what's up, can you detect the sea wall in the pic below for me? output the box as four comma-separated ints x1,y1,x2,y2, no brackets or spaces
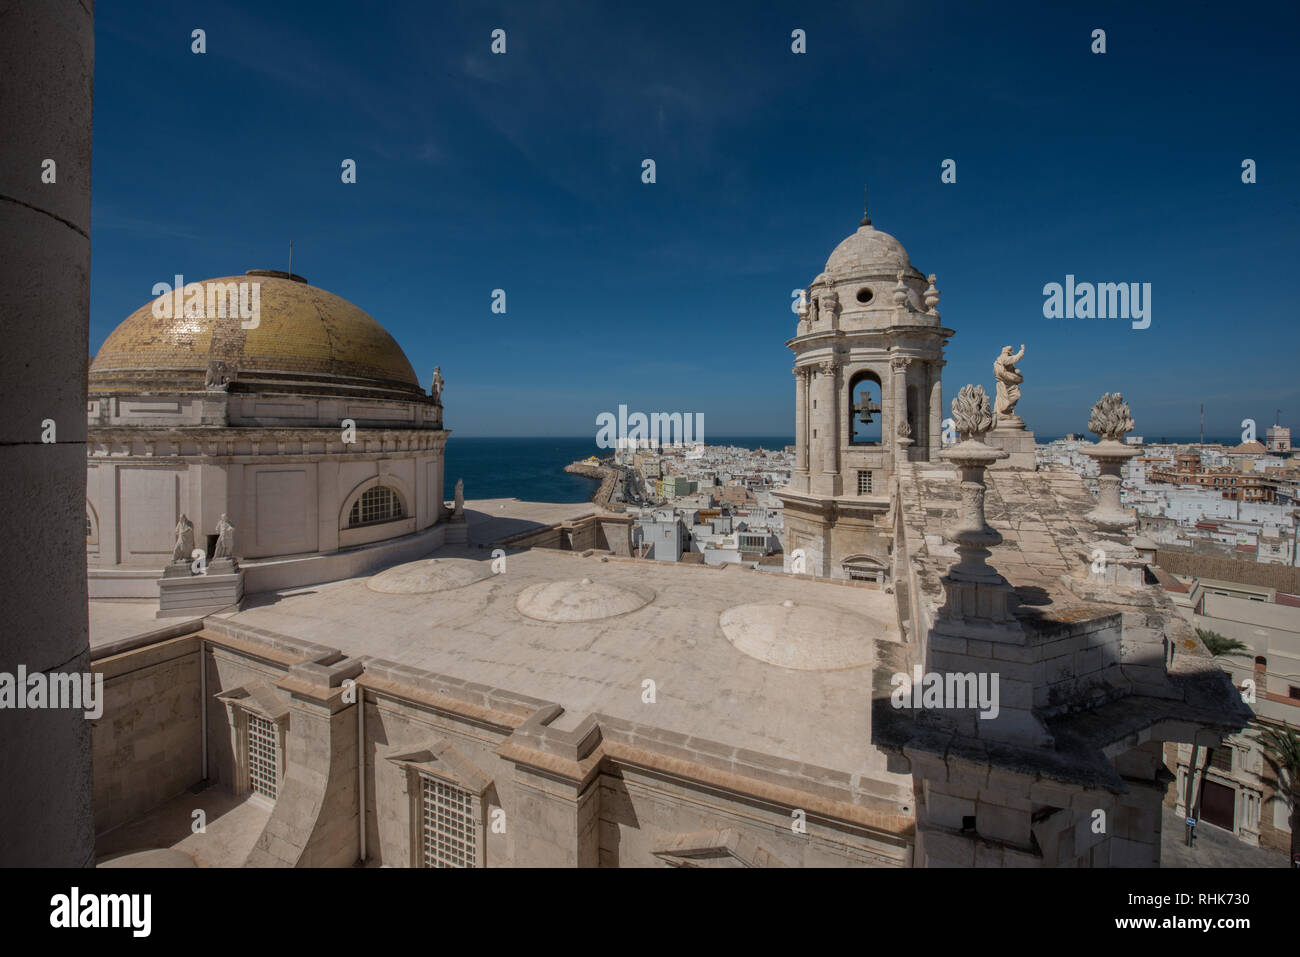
564,461,620,510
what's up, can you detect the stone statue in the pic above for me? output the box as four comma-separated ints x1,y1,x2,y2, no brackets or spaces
170,514,194,563
993,345,1026,422
213,513,236,560
453,478,464,518
205,360,235,391
431,366,444,405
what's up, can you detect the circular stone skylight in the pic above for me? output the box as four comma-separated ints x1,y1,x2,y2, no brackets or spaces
366,558,494,594
719,601,877,670
515,578,654,622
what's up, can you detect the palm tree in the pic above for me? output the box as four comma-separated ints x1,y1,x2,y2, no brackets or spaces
1196,628,1251,658
1253,722,1300,861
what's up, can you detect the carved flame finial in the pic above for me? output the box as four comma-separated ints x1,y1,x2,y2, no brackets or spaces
1088,392,1135,442
951,384,995,441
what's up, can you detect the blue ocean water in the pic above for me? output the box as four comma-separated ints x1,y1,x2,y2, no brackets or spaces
443,436,793,503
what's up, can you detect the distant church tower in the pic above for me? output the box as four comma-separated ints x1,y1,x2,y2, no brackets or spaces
778,200,953,581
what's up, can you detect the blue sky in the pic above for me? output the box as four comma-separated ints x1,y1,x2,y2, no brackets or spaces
92,0,1300,438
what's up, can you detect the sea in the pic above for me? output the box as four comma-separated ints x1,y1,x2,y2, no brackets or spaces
443,434,1244,503
443,436,793,503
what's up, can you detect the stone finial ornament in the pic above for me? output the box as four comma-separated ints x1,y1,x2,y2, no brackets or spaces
170,514,194,564
938,384,1011,616
213,513,236,560
1081,393,1140,540
892,270,908,305
1088,392,1134,443
795,289,810,321
950,384,995,441
924,273,940,313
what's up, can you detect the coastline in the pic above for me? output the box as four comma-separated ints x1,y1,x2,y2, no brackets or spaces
563,460,621,510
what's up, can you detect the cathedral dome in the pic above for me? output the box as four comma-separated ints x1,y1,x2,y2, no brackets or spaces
90,271,426,399
824,224,918,276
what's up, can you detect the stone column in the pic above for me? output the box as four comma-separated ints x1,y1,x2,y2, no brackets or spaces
891,355,911,467
825,359,839,485
928,361,944,462
808,367,824,477
814,359,838,496
793,366,809,491
0,0,95,867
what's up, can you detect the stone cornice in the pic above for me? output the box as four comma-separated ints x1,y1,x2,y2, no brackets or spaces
87,426,449,459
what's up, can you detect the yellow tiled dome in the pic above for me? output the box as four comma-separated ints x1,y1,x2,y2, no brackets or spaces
90,271,424,398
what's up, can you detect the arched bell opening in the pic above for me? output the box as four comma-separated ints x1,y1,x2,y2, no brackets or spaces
848,371,883,446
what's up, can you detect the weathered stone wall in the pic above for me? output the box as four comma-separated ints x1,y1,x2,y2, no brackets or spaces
598,767,909,867
494,514,614,553
364,689,521,867
91,636,203,835
206,644,293,790
90,626,918,868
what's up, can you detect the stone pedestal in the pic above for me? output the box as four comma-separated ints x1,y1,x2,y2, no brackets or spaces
1082,440,1139,537
1069,539,1148,594
157,568,244,618
937,437,1016,626
986,422,1036,470
443,514,468,545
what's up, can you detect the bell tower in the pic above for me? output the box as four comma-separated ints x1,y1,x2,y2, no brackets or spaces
778,200,954,581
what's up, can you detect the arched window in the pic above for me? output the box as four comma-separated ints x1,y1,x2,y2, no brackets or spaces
848,371,883,446
842,554,888,584
349,486,402,527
